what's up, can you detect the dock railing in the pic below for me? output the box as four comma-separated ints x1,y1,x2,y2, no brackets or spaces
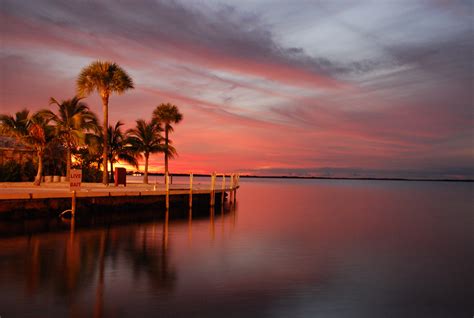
0,172,241,215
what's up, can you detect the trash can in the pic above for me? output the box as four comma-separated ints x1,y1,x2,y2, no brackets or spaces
114,168,127,187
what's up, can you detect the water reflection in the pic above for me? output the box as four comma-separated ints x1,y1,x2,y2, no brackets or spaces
93,230,106,318
0,203,235,317
188,208,193,244
209,206,215,241
1,180,471,317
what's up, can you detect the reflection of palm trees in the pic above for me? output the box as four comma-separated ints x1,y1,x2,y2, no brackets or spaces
210,207,215,241
1,222,180,317
59,232,102,296
0,208,243,316
188,208,193,244
25,238,40,295
230,202,237,231
163,210,169,250
93,231,106,318
21,231,99,300
124,221,176,290
221,205,225,236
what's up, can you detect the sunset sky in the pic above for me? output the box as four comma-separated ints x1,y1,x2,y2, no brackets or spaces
1,0,472,179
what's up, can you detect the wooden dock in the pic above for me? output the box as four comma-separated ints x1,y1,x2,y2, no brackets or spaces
0,173,240,218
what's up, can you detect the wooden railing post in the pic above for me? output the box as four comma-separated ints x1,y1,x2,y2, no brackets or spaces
229,173,234,203
165,172,170,210
210,172,216,206
189,173,193,208
221,173,225,204
234,173,238,202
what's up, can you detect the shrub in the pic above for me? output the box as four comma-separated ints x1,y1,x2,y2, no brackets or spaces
0,159,38,182
0,161,21,181
20,159,36,181
81,166,102,182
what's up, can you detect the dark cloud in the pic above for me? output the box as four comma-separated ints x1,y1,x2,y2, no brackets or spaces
388,32,472,80
2,0,471,82
1,0,346,80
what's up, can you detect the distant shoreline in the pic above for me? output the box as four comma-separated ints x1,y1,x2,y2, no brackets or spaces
131,173,473,183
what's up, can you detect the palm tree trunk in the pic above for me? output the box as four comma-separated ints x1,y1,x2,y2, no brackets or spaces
66,147,71,181
102,94,109,185
164,128,169,185
144,153,149,184
34,150,43,186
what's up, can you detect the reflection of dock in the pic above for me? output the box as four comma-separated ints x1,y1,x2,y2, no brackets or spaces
0,200,238,316
0,173,240,217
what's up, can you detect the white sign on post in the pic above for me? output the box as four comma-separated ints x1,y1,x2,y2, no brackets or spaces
70,169,82,191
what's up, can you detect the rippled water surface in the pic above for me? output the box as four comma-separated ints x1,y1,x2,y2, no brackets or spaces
0,179,472,317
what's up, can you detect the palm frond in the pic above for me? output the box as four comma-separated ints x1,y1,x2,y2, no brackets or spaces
126,119,163,156
152,103,183,126
77,60,134,98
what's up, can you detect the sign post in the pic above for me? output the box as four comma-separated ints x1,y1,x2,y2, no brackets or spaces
69,169,82,216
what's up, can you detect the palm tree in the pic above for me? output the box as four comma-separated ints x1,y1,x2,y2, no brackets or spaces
43,138,67,177
152,103,182,183
127,119,163,184
107,121,139,182
76,61,134,185
1,110,54,185
40,96,98,180
83,131,103,170
27,114,55,185
74,134,103,183
0,109,30,138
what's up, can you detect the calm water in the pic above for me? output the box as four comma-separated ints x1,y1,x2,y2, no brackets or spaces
0,179,472,317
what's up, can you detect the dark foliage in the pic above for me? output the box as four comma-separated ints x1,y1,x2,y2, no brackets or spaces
0,159,36,182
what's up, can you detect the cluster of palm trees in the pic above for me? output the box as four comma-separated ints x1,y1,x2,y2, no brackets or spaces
0,61,183,186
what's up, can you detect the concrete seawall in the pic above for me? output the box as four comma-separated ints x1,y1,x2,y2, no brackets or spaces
0,182,238,220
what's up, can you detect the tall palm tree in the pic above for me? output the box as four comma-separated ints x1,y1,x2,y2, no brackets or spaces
76,61,134,185
127,119,163,184
1,110,54,185
152,103,182,183
107,121,139,182
40,96,98,180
